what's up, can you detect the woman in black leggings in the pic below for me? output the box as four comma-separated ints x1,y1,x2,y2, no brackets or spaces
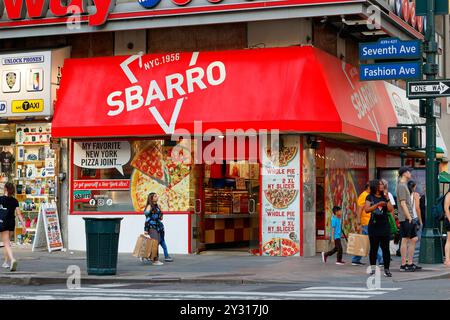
364,179,394,277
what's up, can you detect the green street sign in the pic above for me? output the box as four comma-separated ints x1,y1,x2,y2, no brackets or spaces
416,0,450,16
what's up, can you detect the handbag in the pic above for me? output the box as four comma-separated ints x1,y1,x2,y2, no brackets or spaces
387,212,398,235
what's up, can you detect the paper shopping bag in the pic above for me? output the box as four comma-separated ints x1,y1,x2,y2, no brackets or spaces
133,234,158,259
346,233,370,257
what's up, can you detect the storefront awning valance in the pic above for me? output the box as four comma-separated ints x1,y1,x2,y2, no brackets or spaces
439,171,450,184
52,46,397,144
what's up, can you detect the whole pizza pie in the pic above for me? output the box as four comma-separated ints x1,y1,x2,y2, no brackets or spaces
263,238,299,256
266,145,297,167
264,188,298,209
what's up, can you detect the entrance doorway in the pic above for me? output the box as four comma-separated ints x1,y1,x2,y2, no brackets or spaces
191,136,261,255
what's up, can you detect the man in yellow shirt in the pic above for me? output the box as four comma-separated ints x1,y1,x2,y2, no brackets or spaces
352,183,371,266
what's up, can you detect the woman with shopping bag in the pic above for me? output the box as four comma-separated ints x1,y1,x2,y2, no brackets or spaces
143,193,165,266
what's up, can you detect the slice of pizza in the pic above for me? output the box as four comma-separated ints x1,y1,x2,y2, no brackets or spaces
281,238,299,256
266,146,298,167
131,169,168,212
170,176,191,211
263,238,281,256
131,143,166,183
164,145,192,188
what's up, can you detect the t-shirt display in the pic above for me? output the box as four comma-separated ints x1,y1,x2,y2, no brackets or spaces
0,150,14,175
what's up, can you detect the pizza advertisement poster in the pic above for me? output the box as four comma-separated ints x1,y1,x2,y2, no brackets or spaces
324,147,368,239
72,139,192,214
261,135,301,256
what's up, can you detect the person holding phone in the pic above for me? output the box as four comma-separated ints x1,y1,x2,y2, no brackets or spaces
364,179,394,277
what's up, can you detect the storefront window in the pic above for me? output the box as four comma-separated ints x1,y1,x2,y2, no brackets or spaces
324,146,368,238
72,139,192,213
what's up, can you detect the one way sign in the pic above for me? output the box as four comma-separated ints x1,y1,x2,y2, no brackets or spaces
407,80,450,99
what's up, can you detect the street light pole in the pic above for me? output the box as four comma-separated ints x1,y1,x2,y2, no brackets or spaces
419,0,443,264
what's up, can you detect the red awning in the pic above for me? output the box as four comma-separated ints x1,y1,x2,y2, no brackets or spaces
52,46,397,144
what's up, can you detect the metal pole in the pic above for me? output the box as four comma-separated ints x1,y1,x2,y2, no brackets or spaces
400,151,407,166
419,0,443,264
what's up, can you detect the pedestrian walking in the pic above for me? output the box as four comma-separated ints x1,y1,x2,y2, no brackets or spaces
144,192,165,266
322,206,345,265
0,182,26,272
364,179,394,277
352,183,370,266
397,167,421,272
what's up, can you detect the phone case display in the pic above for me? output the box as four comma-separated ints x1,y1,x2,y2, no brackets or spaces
14,123,57,245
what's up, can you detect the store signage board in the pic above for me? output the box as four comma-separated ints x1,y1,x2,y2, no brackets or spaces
0,0,361,29
359,38,422,61
32,203,64,253
0,48,70,119
359,61,422,81
416,0,450,16
407,80,450,99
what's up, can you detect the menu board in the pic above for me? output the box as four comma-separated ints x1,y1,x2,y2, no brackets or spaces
33,203,63,252
261,135,301,256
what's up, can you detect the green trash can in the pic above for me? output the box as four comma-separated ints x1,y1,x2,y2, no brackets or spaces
83,218,123,275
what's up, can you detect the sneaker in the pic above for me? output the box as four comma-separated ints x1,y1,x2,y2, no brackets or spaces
384,270,392,277
405,264,416,272
335,261,346,265
399,264,407,272
164,257,174,262
352,261,366,266
9,260,17,272
410,263,422,271
2,262,9,269
321,252,327,263
152,260,164,266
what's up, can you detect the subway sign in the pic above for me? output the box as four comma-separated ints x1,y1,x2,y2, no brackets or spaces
0,0,359,28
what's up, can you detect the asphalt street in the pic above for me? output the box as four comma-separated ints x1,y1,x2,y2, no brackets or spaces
0,278,448,300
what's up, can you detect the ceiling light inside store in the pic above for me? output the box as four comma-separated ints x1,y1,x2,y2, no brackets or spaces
218,135,225,139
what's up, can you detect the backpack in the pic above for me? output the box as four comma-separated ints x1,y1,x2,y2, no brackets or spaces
432,192,449,223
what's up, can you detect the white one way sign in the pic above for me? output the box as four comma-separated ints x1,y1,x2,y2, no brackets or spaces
407,80,450,99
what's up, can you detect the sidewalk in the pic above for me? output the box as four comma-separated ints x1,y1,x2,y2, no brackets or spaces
0,246,449,286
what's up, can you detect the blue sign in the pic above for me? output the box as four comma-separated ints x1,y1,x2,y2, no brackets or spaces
0,102,6,114
360,61,422,81
359,38,422,61
137,0,161,8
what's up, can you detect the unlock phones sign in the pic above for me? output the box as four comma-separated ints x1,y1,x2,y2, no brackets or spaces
0,102,6,114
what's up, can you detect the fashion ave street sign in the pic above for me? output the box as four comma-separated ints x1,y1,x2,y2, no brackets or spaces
0,0,361,28
359,61,422,81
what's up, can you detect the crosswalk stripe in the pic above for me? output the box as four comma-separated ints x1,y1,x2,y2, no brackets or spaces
301,287,401,291
289,290,388,295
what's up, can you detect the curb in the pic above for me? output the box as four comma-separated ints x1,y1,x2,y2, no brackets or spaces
393,271,450,282
0,274,307,287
